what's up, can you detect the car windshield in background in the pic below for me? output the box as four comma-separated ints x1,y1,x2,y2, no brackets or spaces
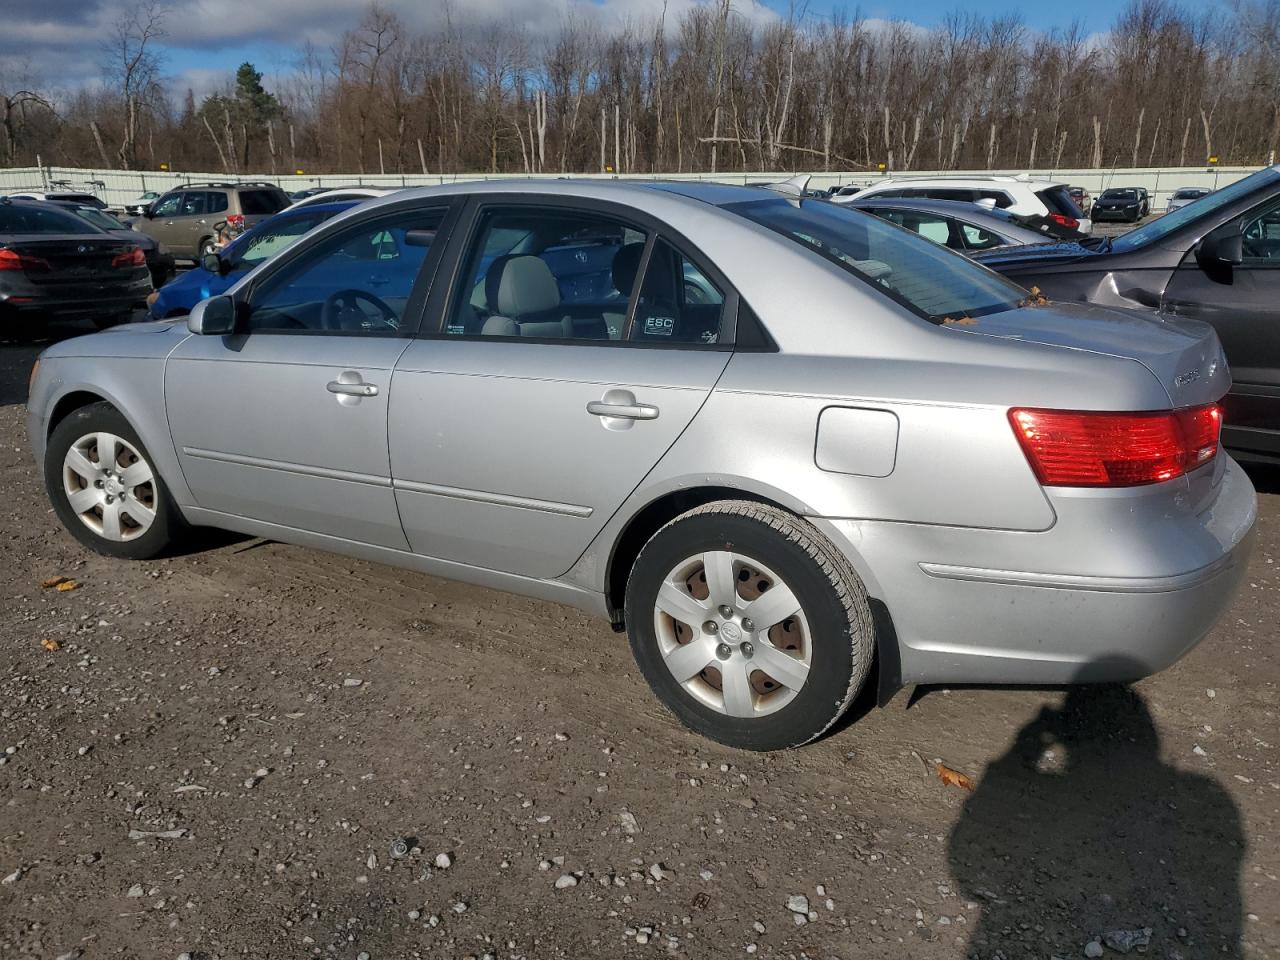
1113,166,1280,253
726,198,1025,322
0,205,100,235
66,206,125,231
1102,189,1137,200
1173,189,1209,199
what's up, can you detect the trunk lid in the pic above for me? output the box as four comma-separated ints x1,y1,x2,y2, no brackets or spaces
952,301,1230,409
3,235,141,287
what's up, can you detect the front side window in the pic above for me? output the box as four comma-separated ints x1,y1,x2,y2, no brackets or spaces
244,209,444,334
151,193,182,217
447,207,648,341
727,197,1025,323
1242,201,1280,265
1113,167,1280,253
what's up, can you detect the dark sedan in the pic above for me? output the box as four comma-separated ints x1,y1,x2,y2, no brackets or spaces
973,164,1280,463
1092,187,1147,223
50,201,175,289
0,197,152,339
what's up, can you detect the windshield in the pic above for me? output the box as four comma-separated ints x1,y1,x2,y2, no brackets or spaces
1101,189,1137,200
726,198,1026,322
1113,166,1280,253
227,212,330,269
0,205,99,235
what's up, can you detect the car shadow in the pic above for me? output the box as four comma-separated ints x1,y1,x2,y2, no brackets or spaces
0,319,100,406
946,657,1244,958
1242,461,1280,495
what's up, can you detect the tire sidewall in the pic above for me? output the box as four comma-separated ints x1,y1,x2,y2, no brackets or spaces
626,510,860,751
44,403,175,560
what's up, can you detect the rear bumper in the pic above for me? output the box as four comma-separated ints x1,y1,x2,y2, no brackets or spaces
814,456,1257,686
1,286,149,321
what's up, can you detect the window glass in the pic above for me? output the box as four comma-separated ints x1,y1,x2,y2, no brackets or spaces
206,192,230,214
0,205,98,234
977,190,1014,208
727,197,1025,323
1242,202,1280,265
1035,186,1084,218
1113,167,1280,253
240,190,286,215
179,192,207,216
629,239,725,344
447,207,647,341
228,213,327,271
959,223,1003,250
151,193,182,217
245,209,444,334
65,206,125,231
924,188,976,203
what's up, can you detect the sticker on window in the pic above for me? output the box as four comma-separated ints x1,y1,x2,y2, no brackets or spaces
644,315,676,336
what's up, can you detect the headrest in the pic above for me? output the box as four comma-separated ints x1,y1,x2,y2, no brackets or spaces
612,242,645,298
485,255,560,317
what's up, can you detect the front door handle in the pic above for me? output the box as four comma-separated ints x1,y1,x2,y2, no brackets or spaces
587,400,659,420
327,380,379,397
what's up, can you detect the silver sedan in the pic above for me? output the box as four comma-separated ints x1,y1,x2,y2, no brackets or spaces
27,180,1257,750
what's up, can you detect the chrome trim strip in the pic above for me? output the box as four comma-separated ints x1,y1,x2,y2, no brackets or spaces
919,550,1240,594
393,478,593,518
182,447,391,487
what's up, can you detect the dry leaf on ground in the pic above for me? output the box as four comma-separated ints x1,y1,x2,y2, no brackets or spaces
41,638,61,652
41,575,71,589
936,763,975,791
55,580,80,592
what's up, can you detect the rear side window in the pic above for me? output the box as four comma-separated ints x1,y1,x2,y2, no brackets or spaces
206,192,230,214
629,239,725,344
923,188,977,203
0,205,98,234
1036,186,1084,219
180,192,207,216
727,198,1024,323
240,190,288,215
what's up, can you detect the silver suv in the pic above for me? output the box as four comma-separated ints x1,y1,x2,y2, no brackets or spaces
131,181,290,260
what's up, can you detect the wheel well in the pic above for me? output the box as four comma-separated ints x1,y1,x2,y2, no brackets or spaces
605,486,781,627
47,391,110,437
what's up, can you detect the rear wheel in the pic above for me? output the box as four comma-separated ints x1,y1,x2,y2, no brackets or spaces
198,237,217,259
45,402,189,559
625,501,874,750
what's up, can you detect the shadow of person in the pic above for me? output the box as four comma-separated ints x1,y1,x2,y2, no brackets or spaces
948,660,1244,959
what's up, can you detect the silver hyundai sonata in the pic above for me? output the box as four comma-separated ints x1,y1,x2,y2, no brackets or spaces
27,180,1257,750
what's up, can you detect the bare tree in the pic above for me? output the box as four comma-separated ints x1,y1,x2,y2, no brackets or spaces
101,0,166,169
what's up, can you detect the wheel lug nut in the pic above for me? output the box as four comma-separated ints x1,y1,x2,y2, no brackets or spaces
715,643,732,661
703,620,718,634
718,604,733,619
740,641,754,659
742,618,755,632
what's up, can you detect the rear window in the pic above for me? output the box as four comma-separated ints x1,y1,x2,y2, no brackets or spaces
0,205,99,235
1035,185,1084,218
727,198,1025,323
240,190,289,215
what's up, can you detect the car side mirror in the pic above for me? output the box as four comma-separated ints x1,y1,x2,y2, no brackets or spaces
974,197,997,210
1195,222,1243,285
187,295,237,335
143,207,155,219
200,251,226,275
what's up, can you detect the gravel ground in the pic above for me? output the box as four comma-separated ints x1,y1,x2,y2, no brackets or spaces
0,325,1277,960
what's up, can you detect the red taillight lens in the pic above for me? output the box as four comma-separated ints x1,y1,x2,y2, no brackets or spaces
1049,212,1080,230
1009,404,1221,487
112,246,146,268
226,214,245,228
0,248,50,272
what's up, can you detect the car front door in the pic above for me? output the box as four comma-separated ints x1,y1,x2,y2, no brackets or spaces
164,203,454,546
143,191,183,248
388,201,735,579
1162,198,1280,457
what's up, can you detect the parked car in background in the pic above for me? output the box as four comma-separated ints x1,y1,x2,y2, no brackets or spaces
974,163,1280,463
846,198,1051,251
123,191,160,217
10,191,108,210
1168,187,1211,213
130,181,291,261
0,196,151,337
289,187,330,202
28,180,1254,751
148,200,358,319
1092,188,1147,222
285,186,397,210
836,175,1092,236
49,200,174,289
1068,186,1091,214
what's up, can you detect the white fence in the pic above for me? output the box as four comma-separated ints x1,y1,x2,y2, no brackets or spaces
0,163,1261,212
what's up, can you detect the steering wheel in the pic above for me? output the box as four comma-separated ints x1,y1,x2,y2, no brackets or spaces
321,288,397,332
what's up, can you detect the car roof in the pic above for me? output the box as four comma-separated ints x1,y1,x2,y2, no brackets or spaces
859,175,1066,190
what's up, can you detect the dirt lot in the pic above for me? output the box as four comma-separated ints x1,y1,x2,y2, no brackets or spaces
1,325,1277,960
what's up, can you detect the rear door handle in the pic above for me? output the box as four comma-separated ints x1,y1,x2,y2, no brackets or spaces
586,400,659,420
328,380,378,397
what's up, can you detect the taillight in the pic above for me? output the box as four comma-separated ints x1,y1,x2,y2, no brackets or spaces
1049,213,1080,230
111,247,146,268
0,248,50,272
226,214,245,228
1009,404,1221,487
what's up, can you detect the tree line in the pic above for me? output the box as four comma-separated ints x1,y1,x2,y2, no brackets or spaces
3,0,1280,177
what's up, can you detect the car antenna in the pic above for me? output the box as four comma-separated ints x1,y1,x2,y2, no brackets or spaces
763,174,811,201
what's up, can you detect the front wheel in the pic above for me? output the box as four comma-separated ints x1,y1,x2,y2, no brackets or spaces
45,402,189,559
625,501,875,750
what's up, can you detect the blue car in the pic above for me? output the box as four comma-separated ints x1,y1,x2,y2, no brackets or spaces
148,201,359,319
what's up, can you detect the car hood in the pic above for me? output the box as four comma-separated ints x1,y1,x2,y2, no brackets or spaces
947,302,1229,408
39,317,188,360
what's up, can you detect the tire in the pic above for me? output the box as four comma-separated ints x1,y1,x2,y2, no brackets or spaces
198,237,216,259
44,402,189,560
624,500,875,750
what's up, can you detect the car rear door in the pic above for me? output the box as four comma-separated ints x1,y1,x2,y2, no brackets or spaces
1162,198,1280,458
387,199,734,579
165,202,455,547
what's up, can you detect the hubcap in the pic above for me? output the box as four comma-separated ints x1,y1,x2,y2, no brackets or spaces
62,431,157,542
653,550,812,718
